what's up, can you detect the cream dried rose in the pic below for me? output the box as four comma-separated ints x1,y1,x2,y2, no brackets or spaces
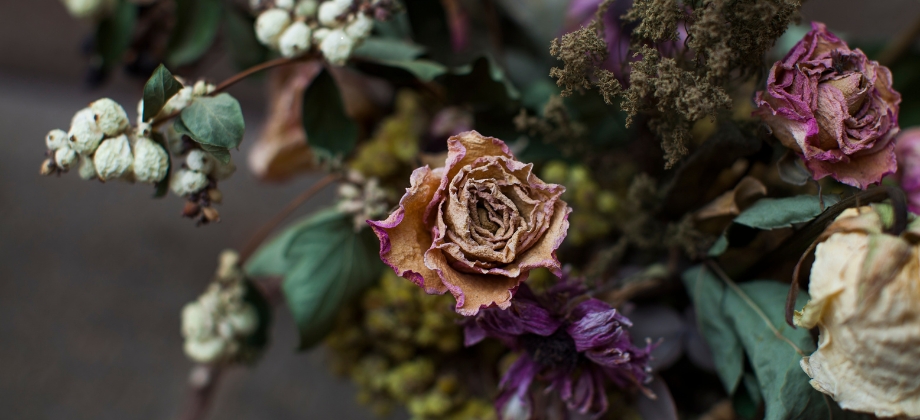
369,131,571,316
795,206,920,418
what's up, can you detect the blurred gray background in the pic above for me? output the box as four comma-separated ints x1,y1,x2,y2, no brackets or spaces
1,1,918,419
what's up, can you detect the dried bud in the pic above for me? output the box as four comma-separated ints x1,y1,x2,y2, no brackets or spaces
78,155,96,180
39,158,56,176
90,98,130,137
183,201,202,218
170,169,209,197
68,108,104,154
133,136,169,183
795,206,920,418
255,8,292,48
54,147,78,170
279,21,312,58
202,207,221,223
211,159,237,181
46,129,68,150
93,134,133,181
207,188,223,204
318,0,351,27
345,12,373,40
319,29,355,66
186,149,214,174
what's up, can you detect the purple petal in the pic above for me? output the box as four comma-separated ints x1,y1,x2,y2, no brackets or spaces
496,355,539,420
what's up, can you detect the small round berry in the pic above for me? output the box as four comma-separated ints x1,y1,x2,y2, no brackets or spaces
313,27,331,43
133,137,169,183
186,149,214,174
320,29,355,66
279,21,312,58
62,0,117,20
170,169,209,197
184,336,228,364
90,98,130,137
93,134,134,181
192,80,215,97
68,108,104,155
54,147,79,170
318,0,352,28
46,129,68,151
274,0,295,9
78,155,97,180
345,12,373,40
255,8,292,48
227,304,259,336
294,0,318,17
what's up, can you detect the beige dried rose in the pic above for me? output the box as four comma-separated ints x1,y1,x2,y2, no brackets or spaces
795,206,920,418
369,131,571,316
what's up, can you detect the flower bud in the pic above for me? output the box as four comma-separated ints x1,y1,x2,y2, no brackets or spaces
170,169,209,197
133,136,169,183
68,108,104,154
211,159,237,181
90,98,130,137
255,8,292,48
186,149,214,174
318,0,352,27
294,0,318,17
202,207,221,223
345,12,373,40
279,21,312,58
320,29,355,66
93,135,133,181
54,147,78,170
46,129,68,151
78,155,97,180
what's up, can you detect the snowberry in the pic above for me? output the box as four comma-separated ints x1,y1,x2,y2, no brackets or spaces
93,134,134,181
255,8,292,48
227,305,259,336
275,0,295,9
46,129,68,151
133,137,169,183
279,21,312,58
68,108,104,155
313,27,331,43
320,29,355,65
170,169,209,197
78,155,97,180
185,149,214,174
54,147,78,170
318,0,352,28
345,12,373,40
62,0,116,20
294,0,318,17
192,80,215,97
90,98,130,137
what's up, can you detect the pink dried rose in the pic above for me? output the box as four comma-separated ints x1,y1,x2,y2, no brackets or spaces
754,22,901,189
368,131,571,316
896,127,920,213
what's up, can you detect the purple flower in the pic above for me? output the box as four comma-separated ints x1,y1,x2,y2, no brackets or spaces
895,127,920,213
465,282,654,419
754,22,901,189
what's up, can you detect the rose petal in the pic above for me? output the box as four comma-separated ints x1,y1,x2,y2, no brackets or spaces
805,139,897,189
423,245,521,316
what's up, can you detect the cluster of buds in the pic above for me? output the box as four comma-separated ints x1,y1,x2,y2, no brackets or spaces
181,250,263,365
336,170,390,231
252,0,395,63
170,149,236,225
41,98,170,185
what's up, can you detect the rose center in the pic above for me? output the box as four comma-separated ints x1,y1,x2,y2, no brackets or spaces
521,329,580,372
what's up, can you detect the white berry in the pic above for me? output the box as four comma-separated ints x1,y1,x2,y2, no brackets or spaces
313,27,331,43
227,304,259,336
279,21,312,58
133,137,169,183
93,135,134,181
184,336,228,364
320,29,355,66
186,149,214,174
170,169,209,196
54,147,78,170
46,129,68,150
255,8,292,48
62,0,117,20
90,98,130,137
165,123,186,155
345,12,373,40
68,108,104,154
275,0,295,9
318,0,352,28
294,0,318,17
192,80,215,97
78,156,97,180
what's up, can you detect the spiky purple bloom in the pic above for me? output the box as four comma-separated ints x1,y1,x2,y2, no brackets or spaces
465,282,654,419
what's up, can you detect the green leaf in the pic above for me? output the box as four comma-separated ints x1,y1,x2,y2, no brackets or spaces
301,68,359,160
173,118,233,164
166,0,224,68
142,64,183,122
684,266,869,420
733,195,842,230
353,37,426,61
175,93,245,159
245,208,383,349
224,6,269,71
95,0,137,71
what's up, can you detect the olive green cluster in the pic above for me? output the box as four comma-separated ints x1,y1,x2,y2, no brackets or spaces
325,271,496,420
541,161,619,246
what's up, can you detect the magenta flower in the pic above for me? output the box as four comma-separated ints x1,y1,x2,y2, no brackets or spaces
465,282,654,419
895,127,920,213
754,22,901,189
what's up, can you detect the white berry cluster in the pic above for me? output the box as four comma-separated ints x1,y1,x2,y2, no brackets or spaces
181,250,262,365
41,98,170,185
337,170,390,231
60,0,117,20
252,0,382,64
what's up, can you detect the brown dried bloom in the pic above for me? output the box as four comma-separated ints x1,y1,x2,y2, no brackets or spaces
369,131,571,316
623,0,683,42
550,0,622,103
513,96,588,156
795,206,920,418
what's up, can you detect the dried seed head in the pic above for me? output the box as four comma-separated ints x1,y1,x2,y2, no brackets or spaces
68,108,104,154
133,136,169,183
90,98,130,137
93,134,134,181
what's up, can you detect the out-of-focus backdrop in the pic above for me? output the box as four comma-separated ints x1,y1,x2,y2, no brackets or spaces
1,1,918,419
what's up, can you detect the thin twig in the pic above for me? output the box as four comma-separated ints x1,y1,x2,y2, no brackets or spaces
179,365,223,420
704,260,807,356
238,174,339,264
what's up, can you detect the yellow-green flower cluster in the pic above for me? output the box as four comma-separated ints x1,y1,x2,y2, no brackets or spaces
325,271,495,420
350,90,424,180
541,161,620,246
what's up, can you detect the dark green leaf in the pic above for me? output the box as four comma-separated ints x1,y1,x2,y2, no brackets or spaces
150,131,171,198
176,93,246,157
734,195,841,230
244,208,383,349
353,37,426,61
198,144,232,164
142,64,183,122
301,68,359,160
166,0,223,68
224,6,269,70
95,0,137,71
